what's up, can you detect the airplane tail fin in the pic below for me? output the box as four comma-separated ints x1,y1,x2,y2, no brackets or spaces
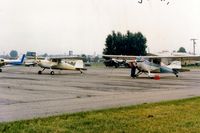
75,60,87,70
75,60,84,68
20,54,26,64
167,61,181,69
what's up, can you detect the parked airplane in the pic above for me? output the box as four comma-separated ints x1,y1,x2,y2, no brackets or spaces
103,55,200,78
0,54,26,72
104,58,129,68
37,57,87,75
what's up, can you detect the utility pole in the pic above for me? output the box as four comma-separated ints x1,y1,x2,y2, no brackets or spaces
190,38,197,55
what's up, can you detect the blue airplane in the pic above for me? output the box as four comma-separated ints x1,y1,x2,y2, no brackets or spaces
0,54,25,72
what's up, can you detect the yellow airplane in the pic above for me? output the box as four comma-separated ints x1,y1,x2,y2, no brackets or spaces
37,56,87,75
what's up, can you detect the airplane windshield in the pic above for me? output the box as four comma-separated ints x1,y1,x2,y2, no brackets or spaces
151,59,161,65
51,59,58,62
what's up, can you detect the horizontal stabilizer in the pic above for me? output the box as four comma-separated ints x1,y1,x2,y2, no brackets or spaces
167,61,181,69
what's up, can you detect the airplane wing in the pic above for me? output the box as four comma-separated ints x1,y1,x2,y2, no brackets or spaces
143,55,200,60
49,56,84,60
103,55,200,60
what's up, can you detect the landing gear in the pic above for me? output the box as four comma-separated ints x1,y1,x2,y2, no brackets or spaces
38,70,42,74
173,69,179,78
38,68,45,75
0,69,2,72
50,71,54,75
38,68,55,75
135,71,142,77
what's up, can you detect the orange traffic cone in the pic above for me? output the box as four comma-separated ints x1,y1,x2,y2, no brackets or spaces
154,75,160,80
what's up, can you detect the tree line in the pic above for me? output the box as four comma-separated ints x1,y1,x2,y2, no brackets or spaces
103,31,147,56
103,31,188,56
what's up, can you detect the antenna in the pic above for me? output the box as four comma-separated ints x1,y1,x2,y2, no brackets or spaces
190,38,197,55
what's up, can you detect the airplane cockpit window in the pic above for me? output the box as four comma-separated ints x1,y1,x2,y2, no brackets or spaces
52,59,58,62
152,59,161,65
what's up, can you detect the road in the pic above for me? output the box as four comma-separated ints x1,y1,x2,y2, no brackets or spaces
0,66,200,122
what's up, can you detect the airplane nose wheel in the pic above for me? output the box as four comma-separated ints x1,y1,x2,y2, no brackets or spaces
38,70,42,74
50,71,54,75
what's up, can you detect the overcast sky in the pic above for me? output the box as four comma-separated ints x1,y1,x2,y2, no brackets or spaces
0,0,200,55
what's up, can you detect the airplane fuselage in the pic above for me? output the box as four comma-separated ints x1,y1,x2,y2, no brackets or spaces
136,60,176,76
137,60,159,72
37,58,86,75
38,60,77,70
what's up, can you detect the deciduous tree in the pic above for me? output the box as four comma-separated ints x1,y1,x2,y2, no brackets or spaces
103,31,147,56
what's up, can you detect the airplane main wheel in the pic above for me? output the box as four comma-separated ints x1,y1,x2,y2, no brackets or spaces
176,75,179,77
0,69,2,72
38,70,42,74
50,71,54,75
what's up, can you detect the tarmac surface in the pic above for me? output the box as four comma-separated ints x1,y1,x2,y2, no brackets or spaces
0,66,200,122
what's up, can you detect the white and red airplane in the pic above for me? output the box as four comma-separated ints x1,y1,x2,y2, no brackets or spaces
103,54,200,78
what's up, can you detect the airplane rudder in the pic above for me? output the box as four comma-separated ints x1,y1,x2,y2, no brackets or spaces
21,54,26,63
75,60,84,68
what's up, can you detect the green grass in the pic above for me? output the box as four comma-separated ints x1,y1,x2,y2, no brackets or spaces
1,97,200,133
183,65,200,69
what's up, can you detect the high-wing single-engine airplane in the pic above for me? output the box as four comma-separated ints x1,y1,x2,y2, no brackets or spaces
0,54,26,72
103,55,200,78
37,56,87,75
